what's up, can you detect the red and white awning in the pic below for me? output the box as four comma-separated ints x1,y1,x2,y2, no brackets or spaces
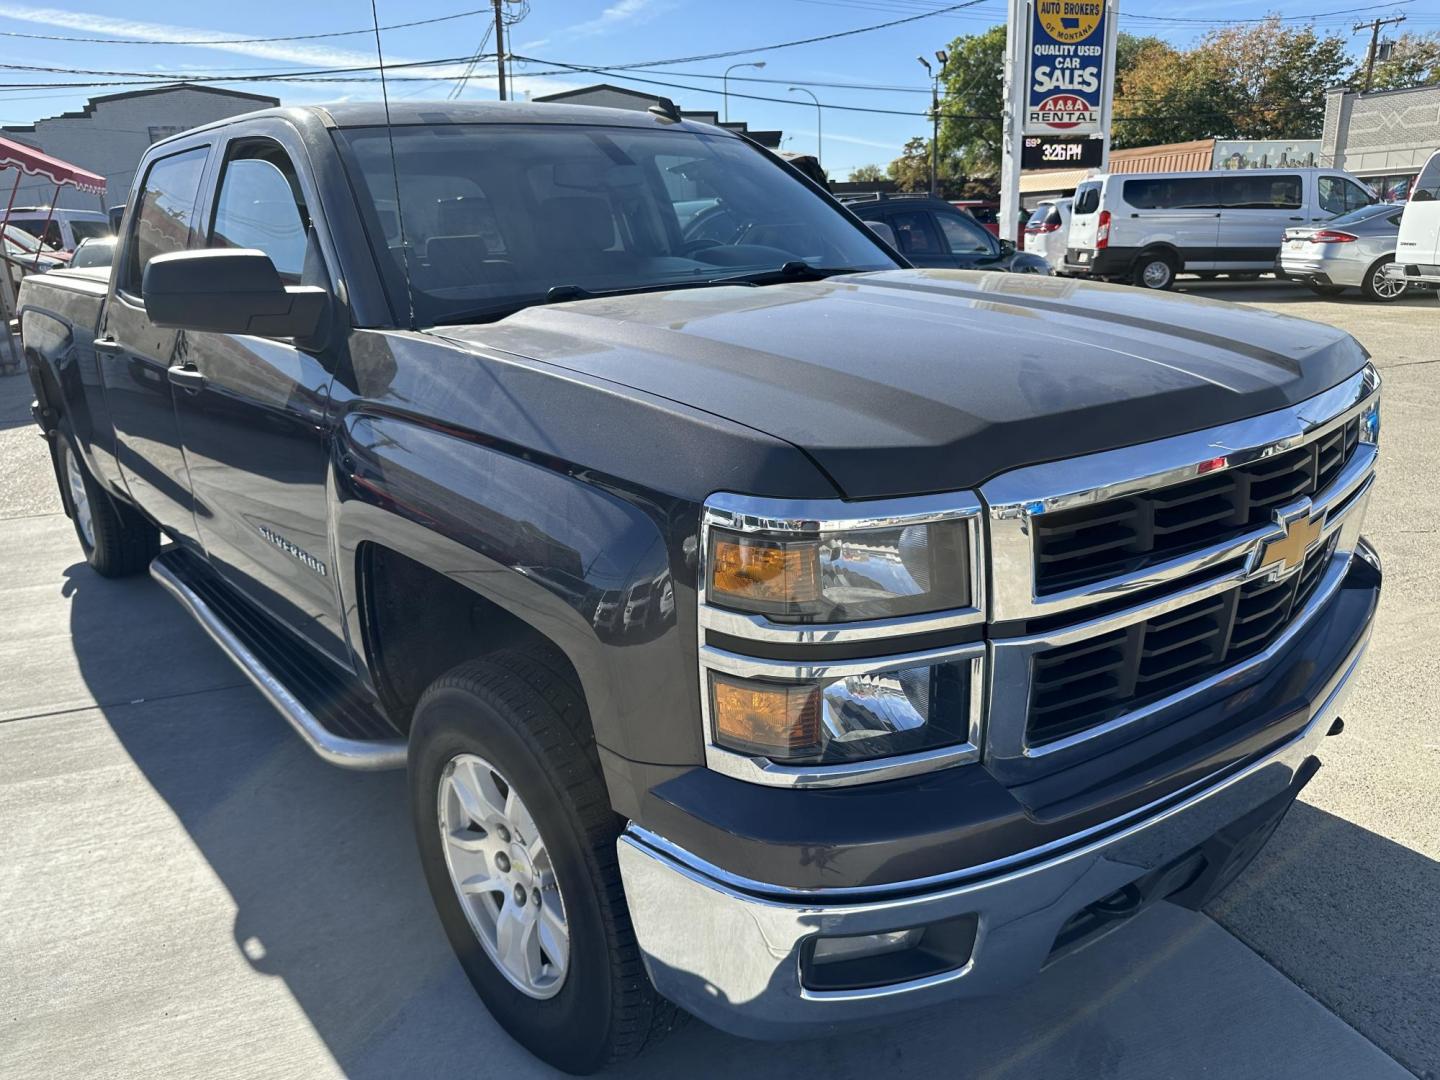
0,136,105,194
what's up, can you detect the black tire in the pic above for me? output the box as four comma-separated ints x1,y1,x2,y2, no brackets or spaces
409,649,682,1074
1361,257,1408,303
55,431,159,577
1306,282,1347,298
1228,272,1261,282
1131,250,1177,290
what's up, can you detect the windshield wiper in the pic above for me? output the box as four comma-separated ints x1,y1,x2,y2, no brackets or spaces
711,261,864,287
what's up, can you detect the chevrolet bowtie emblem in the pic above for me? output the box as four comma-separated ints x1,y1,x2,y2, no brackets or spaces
1258,505,1324,578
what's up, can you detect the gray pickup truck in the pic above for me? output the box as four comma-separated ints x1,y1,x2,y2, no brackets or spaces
19,101,1381,1073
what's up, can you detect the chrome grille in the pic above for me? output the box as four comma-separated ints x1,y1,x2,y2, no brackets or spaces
1027,536,1337,747
1033,416,1361,594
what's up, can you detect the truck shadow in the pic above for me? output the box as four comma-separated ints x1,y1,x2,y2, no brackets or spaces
60,563,1438,1079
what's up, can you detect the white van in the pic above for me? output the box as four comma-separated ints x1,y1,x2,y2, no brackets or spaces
1063,167,1377,290
1393,150,1440,287
5,207,110,252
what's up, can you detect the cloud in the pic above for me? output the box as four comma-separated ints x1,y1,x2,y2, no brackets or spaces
0,4,581,98
788,130,900,152
556,0,666,40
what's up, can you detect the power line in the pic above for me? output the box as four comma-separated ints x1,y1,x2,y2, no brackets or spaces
542,0,991,70
0,7,494,45
1126,0,1411,24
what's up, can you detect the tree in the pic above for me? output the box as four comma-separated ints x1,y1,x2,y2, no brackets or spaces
847,163,886,182
1113,18,1347,146
935,25,1005,177
887,136,932,192
1367,31,1440,91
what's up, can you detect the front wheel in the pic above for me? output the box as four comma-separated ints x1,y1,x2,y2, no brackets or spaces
409,650,681,1074
55,431,159,577
1131,251,1177,290
1362,257,1408,302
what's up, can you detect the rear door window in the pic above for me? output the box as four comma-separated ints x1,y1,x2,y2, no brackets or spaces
1124,177,1218,210
887,210,944,257
121,145,208,297
1072,182,1101,215
1222,174,1302,209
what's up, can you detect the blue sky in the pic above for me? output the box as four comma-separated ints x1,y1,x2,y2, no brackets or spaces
0,0,1427,176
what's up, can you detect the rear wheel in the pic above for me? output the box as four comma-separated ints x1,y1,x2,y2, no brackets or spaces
1306,282,1347,298
55,431,159,577
1361,257,1407,302
409,650,681,1074
1131,251,1177,290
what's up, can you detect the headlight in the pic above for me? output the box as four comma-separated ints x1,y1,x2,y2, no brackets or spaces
1360,397,1380,445
708,517,971,623
708,658,974,765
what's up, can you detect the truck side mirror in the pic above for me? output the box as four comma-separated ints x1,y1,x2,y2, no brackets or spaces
142,249,328,343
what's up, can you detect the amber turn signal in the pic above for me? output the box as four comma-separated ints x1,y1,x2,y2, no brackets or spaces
710,535,820,608
710,674,822,759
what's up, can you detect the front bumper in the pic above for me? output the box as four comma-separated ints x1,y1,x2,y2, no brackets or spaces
618,547,1378,1039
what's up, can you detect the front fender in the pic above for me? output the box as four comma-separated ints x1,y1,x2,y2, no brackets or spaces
333,411,705,768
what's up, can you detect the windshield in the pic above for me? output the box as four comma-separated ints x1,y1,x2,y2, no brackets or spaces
1326,203,1396,227
334,123,898,326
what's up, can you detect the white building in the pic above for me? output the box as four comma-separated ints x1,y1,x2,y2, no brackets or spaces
1,85,279,211
1323,83,1440,201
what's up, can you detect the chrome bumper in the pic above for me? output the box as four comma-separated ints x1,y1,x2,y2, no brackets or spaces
617,615,1372,1040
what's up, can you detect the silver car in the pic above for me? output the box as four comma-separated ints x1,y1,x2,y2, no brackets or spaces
1280,203,1411,302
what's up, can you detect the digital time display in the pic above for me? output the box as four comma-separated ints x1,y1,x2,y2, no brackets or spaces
1021,136,1104,170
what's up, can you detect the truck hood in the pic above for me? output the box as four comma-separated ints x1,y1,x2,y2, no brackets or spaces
436,269,1369,499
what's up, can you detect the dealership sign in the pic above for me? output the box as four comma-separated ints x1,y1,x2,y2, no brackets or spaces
1025,0,1108,136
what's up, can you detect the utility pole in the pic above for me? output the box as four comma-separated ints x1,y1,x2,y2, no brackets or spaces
493,0,507,101
917,54,947,197
1354,14,1405,93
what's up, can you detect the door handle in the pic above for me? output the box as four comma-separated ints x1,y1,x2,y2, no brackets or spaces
1288,216,1304,221
93,337,123,354
166,364,206,392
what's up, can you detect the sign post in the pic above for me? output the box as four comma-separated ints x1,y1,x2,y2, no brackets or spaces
1001,0,1117,242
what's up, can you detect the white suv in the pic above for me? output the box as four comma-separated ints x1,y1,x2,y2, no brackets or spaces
1393,150,1440,288
1064,167,1376,290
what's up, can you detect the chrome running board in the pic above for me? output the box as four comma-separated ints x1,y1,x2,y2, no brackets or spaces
150,552,406,771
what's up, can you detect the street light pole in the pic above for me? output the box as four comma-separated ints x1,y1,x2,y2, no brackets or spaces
788,87,821,166
917,53,947,197
723,61,766,123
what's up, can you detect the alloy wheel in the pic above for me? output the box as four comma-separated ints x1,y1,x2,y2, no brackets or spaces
438,752,570,999
1371,264,1407,300
1141,259,1172,289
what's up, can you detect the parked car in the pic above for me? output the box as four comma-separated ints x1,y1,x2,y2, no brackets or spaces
842,193,1051,273
5,206,110,252
1023,197,1071,273
1281,202,1412,301
19,101,1381,1075
68,235,116,270
1392,149,1440,291
1065,167,1377,290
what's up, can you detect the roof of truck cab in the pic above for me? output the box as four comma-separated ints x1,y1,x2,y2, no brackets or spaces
154,100,731,145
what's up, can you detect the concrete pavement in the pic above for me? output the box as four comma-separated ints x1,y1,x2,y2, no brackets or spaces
1,282,1434,1078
